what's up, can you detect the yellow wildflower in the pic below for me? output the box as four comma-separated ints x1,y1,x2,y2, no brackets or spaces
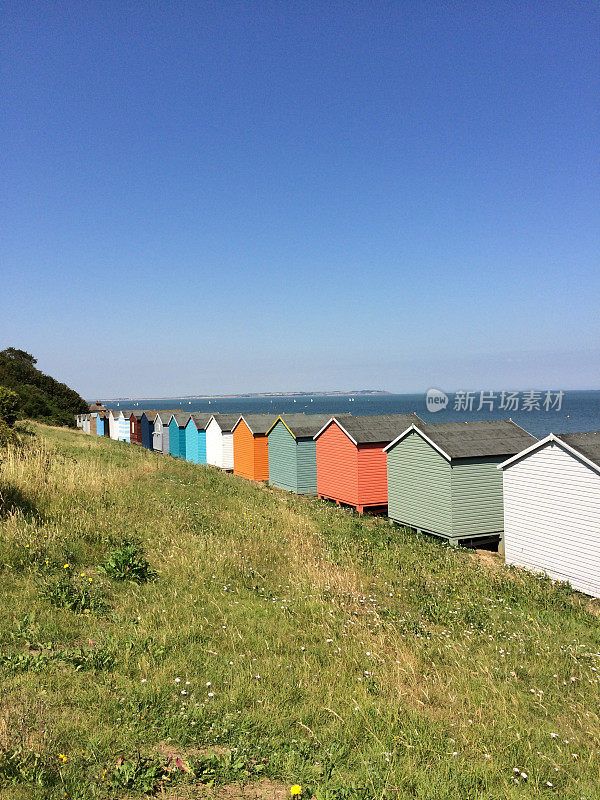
58,754,67,763
290,786,302,796
63,564,70,569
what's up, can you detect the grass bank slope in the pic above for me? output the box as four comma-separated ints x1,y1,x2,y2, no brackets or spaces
0,425,598,799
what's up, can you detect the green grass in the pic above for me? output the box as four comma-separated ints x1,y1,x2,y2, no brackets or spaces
0,424,598,799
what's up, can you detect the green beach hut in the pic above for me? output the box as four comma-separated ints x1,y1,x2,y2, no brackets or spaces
384,420,536,547
266,414,335,495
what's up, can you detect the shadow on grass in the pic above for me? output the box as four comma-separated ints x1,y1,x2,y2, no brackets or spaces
0,485,40,520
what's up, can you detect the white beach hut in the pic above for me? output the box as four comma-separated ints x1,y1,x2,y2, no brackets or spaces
205,414,239,470
108,410,119,440
499,431,600,599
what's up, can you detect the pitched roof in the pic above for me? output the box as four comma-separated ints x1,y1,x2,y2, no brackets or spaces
498,430,600,474
187,412,213,430
388,419,536,459
171,412,191,427
269,413,350,438
233,414,278,435
155,410,180,424
317,414,423,444
208,413,241,432
141,411,157,422
555,431,600,469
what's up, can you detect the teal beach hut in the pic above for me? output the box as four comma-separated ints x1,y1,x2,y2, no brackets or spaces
169,413,190,459
266,414,335,495
184,413,211,464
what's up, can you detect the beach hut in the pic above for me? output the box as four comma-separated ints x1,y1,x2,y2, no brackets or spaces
75,414,84,428
140,411,157,450
384,420,536,547
184,413,212,464
96,413,105,437
89,413,97,436
129,412,143,445
205,414,239,470
266,414,338,495
116,410,132,443
108,410,119,440
152,412,174,454
232,415,276,481
499,431,600,598
314,414,422,513
82,414,91,434
169,413,190,459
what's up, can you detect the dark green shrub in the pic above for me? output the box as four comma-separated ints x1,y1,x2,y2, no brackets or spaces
0,386,19,426
101,544,158,584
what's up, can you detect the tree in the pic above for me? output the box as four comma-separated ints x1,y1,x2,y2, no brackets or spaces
0,386,19,426
0,348,37,366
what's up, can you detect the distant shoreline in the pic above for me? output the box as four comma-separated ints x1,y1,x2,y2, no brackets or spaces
98,390,391,402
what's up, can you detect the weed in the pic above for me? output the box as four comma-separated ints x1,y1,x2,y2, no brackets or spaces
38,574,107,614
100,543,158,584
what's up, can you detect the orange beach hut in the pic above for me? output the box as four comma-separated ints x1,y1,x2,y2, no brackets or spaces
232,414,277,481
313,414,423,514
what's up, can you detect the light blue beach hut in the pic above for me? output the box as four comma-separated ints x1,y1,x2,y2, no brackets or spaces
96,413,105,437
117,410,132,442
184,413,211,464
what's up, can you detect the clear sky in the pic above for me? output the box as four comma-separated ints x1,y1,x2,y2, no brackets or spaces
2,1,598,398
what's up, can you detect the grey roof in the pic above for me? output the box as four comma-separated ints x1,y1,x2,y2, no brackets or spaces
188,412,213,430
155,410,180,424
556,431,600,469
141,411,157,422
275,413,350,438
236,414,278,435
172,412,191,427
209,413,242,432
418,420,537,459
331,413,424,444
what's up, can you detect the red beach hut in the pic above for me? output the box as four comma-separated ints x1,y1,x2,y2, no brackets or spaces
313,414,423,514
129,412,143,445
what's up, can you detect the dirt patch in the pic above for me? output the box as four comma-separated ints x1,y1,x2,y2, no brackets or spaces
165,778,290,800
474,548,503,571
155,740,231,762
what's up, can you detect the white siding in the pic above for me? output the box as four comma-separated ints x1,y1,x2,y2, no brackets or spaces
222,431,234,470
153,417,163,452
205,421,234,470
109,412,119,440
503,441,600,598
206,418,223,468
83,416,90,434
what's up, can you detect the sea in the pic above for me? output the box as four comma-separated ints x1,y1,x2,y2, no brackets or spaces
100,389,600,439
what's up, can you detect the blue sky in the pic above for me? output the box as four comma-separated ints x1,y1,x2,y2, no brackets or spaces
2,1,598,398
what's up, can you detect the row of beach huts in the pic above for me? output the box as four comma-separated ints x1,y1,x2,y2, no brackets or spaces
76,407,600,599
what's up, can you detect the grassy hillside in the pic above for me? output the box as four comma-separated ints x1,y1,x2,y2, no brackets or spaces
0,348,87,426
0,426,598,799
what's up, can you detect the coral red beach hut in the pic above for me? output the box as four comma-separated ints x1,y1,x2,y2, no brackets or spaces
232,414,276,481
313,414,423,514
